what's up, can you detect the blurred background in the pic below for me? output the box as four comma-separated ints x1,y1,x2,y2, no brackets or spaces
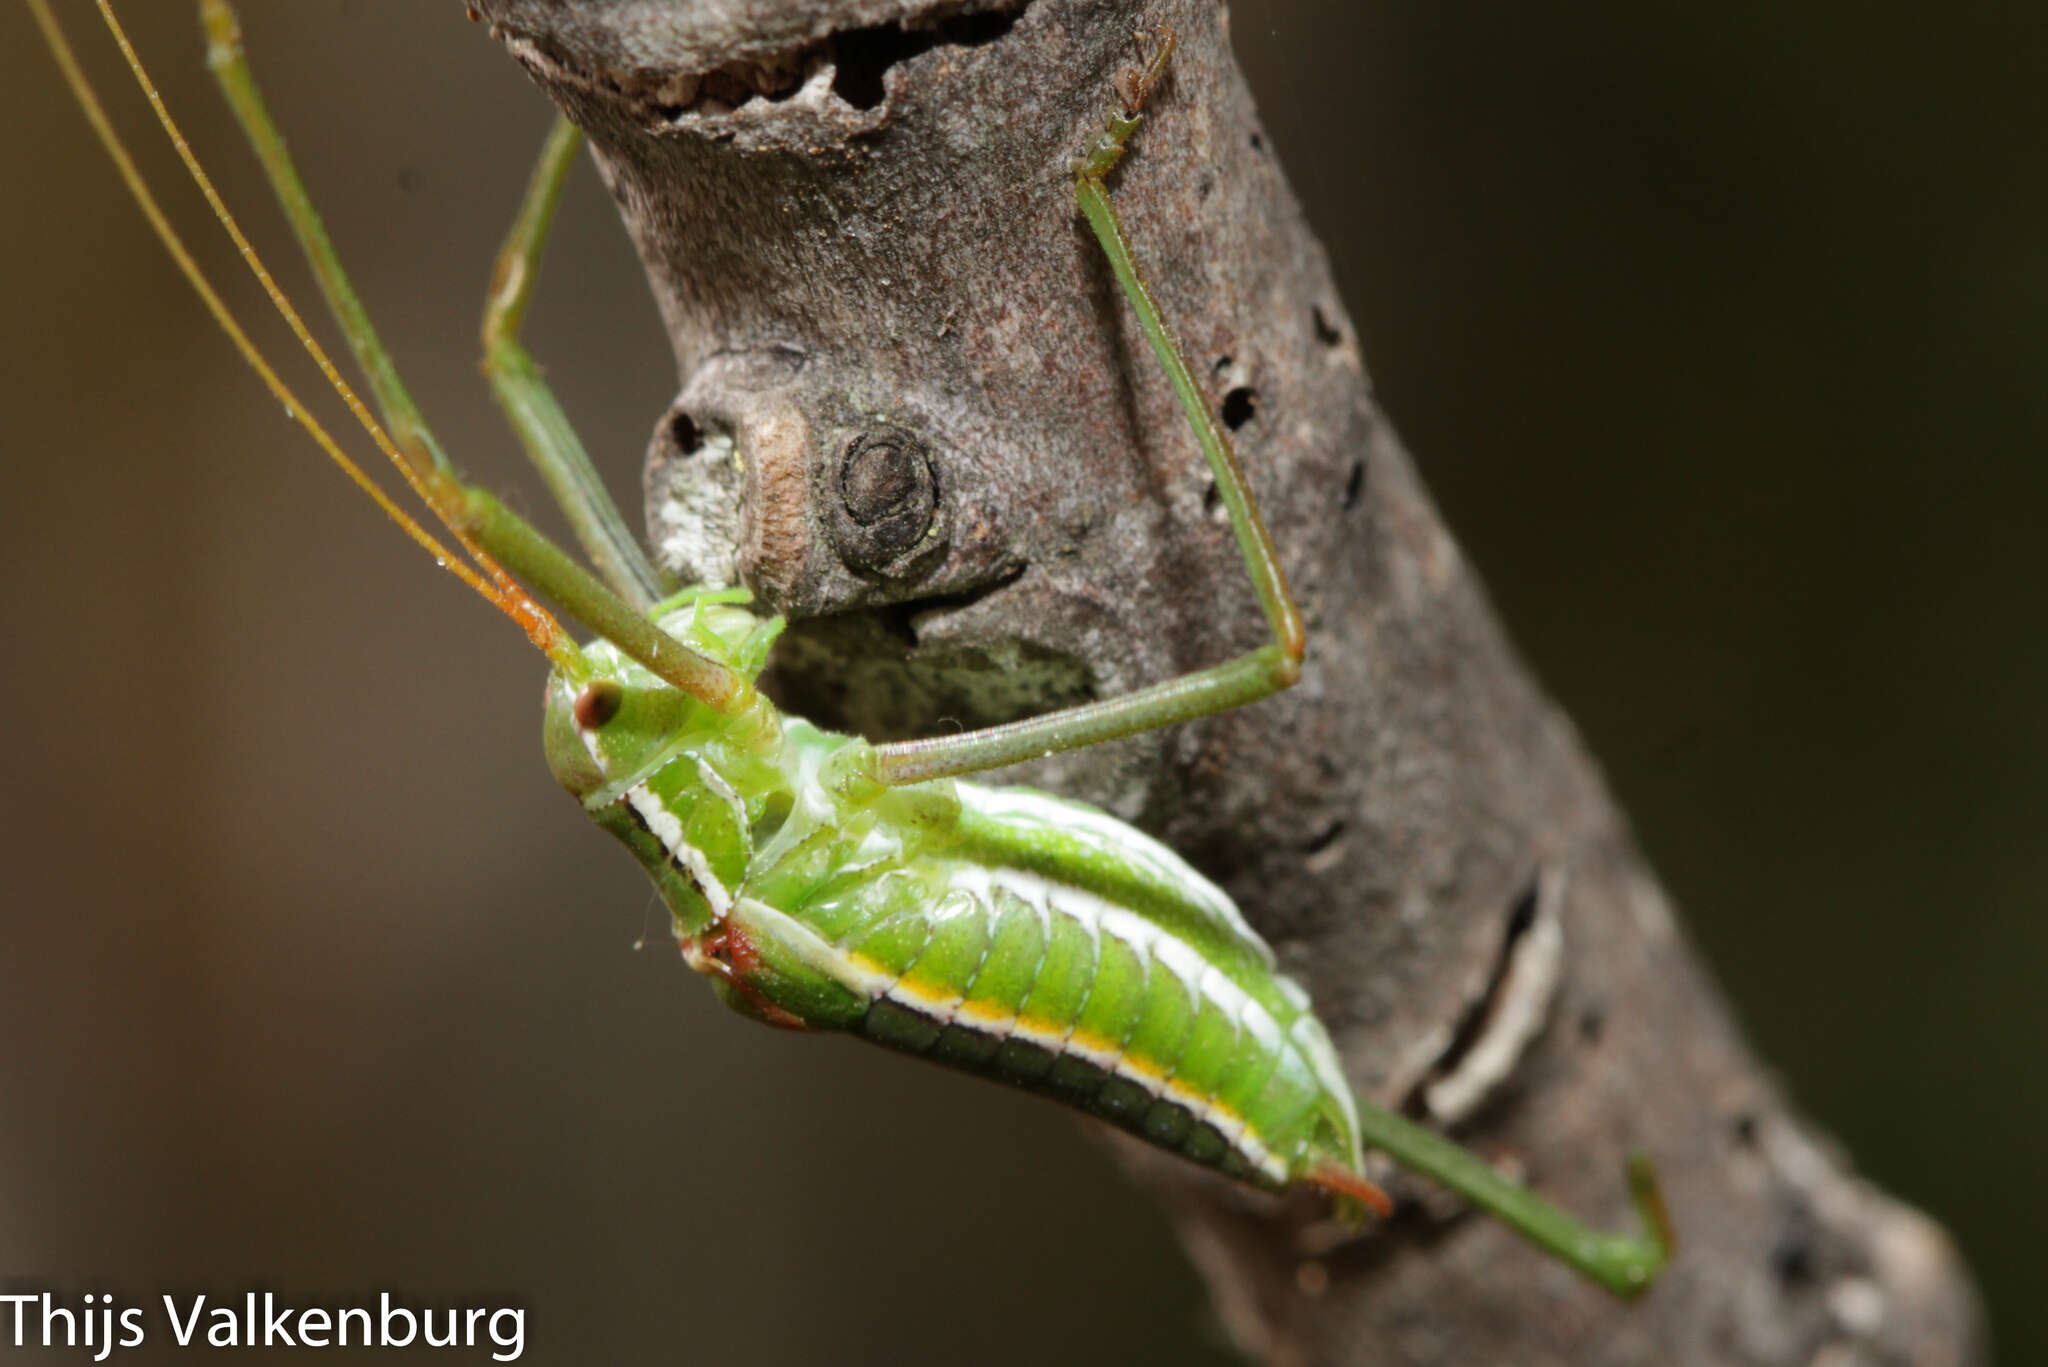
2,1,2039,1361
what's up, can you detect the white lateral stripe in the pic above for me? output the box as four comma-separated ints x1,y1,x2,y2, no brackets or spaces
765,856,1303,1185
1293,1013,1362,1165
735,898,887,995
943,797,1317,1155
628,781,733,917
695,756,749,839
1240,999,1285,1061
953,784,1274,965
874,970,1288,1183
873,864,1293,1181
1152,935,1210,1003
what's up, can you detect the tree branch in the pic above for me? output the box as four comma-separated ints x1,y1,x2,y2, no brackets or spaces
471,0,1981,1359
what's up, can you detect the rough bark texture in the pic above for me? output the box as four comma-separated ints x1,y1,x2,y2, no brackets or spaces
471,1,1982,1361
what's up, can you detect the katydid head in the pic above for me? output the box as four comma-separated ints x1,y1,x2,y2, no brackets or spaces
542,598,787,801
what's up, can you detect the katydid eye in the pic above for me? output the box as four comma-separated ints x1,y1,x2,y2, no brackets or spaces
573,680,624,730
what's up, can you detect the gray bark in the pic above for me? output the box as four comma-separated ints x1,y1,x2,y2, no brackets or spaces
470,0,1982,1361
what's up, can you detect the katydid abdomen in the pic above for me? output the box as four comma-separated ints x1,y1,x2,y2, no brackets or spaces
548,604,1365,1192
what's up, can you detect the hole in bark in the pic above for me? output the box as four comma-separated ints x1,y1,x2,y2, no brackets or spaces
1249,131,1265,152
1732,1111,1760,1149
1311,304,1342,347
1201,479,1222,518
1300,819,1346,856
1343,459,1366,511
832,11,1019,110
1221,386,1257,430
1503,879,1540,935
762,563,1055,742
690,57,809,113
669,409,705,456
869,599,927,648
851,561,1030,651
1771,1235,1816,1290
1212,354,1233,376
1578,1007,1605,1044
1412,880,1542,1104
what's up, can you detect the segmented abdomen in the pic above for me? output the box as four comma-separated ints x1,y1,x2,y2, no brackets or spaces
759,789,1359,1189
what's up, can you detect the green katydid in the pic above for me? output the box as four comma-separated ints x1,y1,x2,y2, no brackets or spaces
32,0,1672,1296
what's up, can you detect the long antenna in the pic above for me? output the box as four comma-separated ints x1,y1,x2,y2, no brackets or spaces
28,0,579,670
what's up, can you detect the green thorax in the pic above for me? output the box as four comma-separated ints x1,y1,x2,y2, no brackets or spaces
542,601,785,810
539,600,955,936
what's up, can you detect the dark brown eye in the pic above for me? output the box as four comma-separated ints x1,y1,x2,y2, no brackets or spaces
573,680,623,730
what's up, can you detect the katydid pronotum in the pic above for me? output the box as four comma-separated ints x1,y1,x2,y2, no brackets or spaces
32,0,1671,1296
